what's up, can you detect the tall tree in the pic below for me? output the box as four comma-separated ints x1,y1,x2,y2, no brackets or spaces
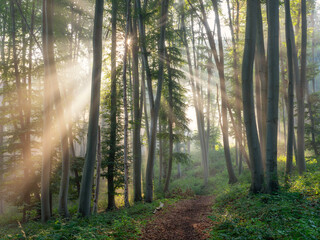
107,0,118,210
132,8,143,202
122,0,131,208
266,0,280,193
136,0,169,202
285,0,295,175
241,0,264,193
255,1,268,168
297,0,307,174
197,0,237,183
41,0,54,222
78,0,104,217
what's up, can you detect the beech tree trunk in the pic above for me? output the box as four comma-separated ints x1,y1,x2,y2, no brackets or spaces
241,0,264,193
107,0,117,210
122,0,131,208
78,0,104,217
284,0,294,175
266,0,280,193
142,0,169,202
297,0,307,174
132,14,142,202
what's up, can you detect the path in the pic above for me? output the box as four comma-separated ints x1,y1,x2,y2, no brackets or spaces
140,195,214,240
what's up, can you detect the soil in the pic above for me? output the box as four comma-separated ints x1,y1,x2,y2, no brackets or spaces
140,195,214,240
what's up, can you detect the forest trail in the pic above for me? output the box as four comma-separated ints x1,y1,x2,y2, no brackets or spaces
140,195,214,240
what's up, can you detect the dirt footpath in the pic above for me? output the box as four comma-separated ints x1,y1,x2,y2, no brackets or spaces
140,195,214,240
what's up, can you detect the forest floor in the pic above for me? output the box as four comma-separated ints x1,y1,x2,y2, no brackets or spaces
140,195,214,240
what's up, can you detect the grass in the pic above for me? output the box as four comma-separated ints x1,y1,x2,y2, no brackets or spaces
209,160,320,240
0,198,178,240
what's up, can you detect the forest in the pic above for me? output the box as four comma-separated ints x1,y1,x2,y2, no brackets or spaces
0,0,320,239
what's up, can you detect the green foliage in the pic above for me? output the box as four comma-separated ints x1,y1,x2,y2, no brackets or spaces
210,163,320,240
0,198,178,239
305,92,320,157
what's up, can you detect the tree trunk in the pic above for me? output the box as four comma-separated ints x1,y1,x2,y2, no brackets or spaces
41,0,54,222
93,126,102,213
266,0,280,193
143,0,169,202
211,0,237,184
132,15,143,202
284,0,295,173
41,0,72,218
107,0,118,210
241,0,264,193
255,2,268,169
78,0,104,217
122,0,131,208
297,0,307,174
285,0,294,175
164,50,174,193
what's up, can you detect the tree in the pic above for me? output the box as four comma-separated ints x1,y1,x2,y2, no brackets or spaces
241,0,264,193
138,0,169,202
132,4,143,202
285,0,295,175
107,0,118,210
197,0,237,184
122,0,131,208
78,0,104,217
41,0,54,222
297,0,307,174
266,0,280,193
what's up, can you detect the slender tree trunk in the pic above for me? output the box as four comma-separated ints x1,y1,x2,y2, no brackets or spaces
266,0,280,193
297,0,307,174
285,0,294,175
159,121,163,185
132,16,142,202
107,0,118,210
181,3,208,185
78,0,104,217
41,0,71,218
143,0,169,202
164,50,174,193
241,0,264,193
122,0,131,208
284,0,294,173
211,0,237,184
255,2,268,169
93,126,101,213
227,0,243,173
41,0,54,222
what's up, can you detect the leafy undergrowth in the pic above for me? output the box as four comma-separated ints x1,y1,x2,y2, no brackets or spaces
0,198,177,240
210,162,320,240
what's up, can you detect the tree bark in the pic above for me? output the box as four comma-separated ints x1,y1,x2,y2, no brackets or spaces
266,0,280,193
164,50,174,193
107,0,118,210
132,15,143,202
297,0,307,174
143,0,169,202
255,2,268,169
122,0,131,208
93,126,102,213
241,0,264,193
211,0,237,184
41,0,54,222
78,0,104,217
